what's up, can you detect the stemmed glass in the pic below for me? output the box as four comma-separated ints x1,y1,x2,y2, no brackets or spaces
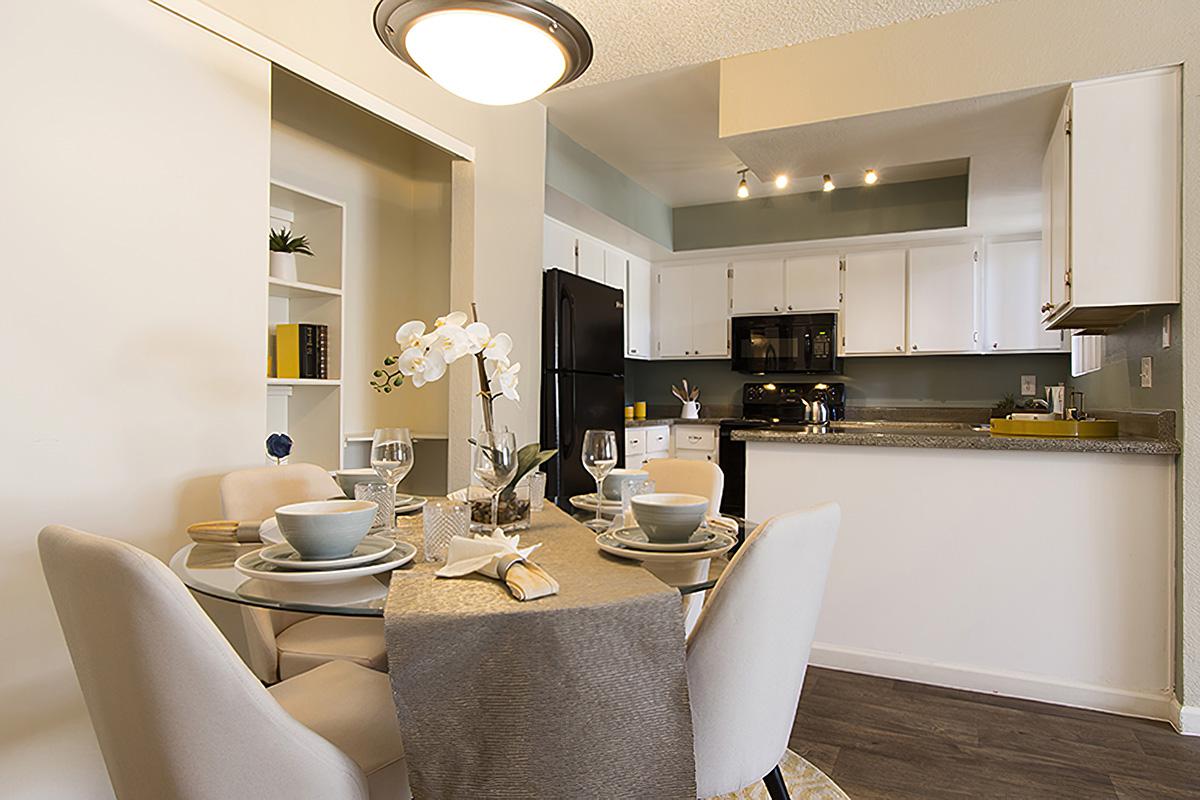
581,429,618,532
371,428,414,536
472,429,518,529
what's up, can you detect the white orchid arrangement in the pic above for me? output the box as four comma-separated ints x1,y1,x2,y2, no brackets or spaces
372,306,521,432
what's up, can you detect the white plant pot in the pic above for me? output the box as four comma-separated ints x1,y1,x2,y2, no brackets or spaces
681,401,700,419
270,251,298,281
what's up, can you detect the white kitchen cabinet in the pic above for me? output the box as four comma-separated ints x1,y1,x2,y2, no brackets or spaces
842,249,906,355
673,425,719,464
785,254,842,312
576,235,605,283
908,242,979,354
985,240,1065,352
1042,67,1181,330
543,217,576,272
731,258,785,314
655,263,730,358
626,256,652,359
603,247,626,290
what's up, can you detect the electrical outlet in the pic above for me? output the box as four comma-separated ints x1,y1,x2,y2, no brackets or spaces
1141,357,1153,388
1020,375,1037,396
1163,314,1172,348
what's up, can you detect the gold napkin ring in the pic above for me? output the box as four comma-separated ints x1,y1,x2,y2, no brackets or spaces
494,552,525,580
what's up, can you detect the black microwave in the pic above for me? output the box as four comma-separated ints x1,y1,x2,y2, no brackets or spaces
731,313,840,374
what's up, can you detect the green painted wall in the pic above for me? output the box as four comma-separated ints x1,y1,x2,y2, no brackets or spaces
672,174,969,251
1072,308,1182,412
626,353,1071,411
544,124,673,248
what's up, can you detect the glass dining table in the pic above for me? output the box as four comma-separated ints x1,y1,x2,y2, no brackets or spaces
170,501,747,617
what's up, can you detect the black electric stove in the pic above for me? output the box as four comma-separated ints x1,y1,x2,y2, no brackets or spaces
719,382,846,517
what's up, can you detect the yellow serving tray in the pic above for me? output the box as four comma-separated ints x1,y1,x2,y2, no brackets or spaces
989,418,1119,438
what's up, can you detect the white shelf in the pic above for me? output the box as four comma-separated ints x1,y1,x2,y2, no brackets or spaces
268,277,342,300
267,377,342,387
344,431,449,442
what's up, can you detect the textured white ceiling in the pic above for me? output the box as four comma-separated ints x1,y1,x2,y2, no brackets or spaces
556,0,1003,87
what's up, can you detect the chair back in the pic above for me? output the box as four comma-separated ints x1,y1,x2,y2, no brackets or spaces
39,525,368,800
685,503,840,798
643,458,724,517
219,463,343,682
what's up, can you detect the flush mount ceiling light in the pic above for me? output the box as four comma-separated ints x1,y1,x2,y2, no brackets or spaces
822,174,836,192
774,174,789,189
373,0,593,106
864,169,879,185
736,168,750,199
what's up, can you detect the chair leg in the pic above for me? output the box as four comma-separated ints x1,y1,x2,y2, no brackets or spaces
763,764,790,800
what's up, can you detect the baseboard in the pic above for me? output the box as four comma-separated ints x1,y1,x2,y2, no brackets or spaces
1170,699,1200,735
810,642,1174,723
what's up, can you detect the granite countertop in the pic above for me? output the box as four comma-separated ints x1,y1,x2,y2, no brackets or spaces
731,421,1179,456
625,417,732,428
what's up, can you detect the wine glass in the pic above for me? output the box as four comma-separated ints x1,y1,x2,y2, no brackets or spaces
371,428,414,536
472,429,518,529
581,429,618,532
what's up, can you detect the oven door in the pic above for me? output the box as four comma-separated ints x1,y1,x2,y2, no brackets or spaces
731,316,798,373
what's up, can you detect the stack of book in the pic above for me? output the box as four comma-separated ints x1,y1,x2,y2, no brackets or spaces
275,323,329,379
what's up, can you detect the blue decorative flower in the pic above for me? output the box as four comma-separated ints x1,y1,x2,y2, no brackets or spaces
266,432,293,463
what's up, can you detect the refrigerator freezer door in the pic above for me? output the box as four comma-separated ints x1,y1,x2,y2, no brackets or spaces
543,269,625,376
541,371,625,507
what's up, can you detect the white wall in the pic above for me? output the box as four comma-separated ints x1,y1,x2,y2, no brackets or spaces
0,1,270,795
747,442,1176,720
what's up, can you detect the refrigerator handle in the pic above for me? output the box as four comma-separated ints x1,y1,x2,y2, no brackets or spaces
563,377,576,459
561,286,576,372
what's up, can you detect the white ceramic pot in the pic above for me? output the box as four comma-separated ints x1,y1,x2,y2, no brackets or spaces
269,251,298,281
681,401,700,419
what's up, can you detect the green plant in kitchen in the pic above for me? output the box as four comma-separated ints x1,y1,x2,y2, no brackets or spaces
992,393,1018,419
372,303,556,528
268,227,314,281
269,227,315,255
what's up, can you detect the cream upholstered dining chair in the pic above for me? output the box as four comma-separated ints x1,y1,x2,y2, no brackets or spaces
642,458,726,633
643,458,725,517
220,463,387,683
686,503,840,800
39,525,409,800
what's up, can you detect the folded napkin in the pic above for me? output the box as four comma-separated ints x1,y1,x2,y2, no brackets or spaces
435,529,559,601
186,519,263,544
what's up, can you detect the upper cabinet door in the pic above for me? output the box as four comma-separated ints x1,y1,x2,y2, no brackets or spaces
576,236,605,283
655,266,693,357
691,262,731,357
785,254,841,312
543,217,576,272
626,257,652,359
985,240,1064,352
1045,97,1072,321
843,250,906,355
908,242,979,354
603,247,627,290
731,258,784,314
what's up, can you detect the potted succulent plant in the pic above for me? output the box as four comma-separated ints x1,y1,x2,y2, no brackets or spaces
373,304,556,530
268,227,314,282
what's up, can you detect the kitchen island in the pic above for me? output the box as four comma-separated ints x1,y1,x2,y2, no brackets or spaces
741,421,1177,722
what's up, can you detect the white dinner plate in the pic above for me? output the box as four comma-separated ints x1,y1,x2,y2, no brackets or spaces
258,535,395,570
234,541,416,584
595,530,735,563
610,526,718,553
569,493,623,517
395,495,427,514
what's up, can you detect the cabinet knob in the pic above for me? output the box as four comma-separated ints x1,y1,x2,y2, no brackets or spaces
787,305,794,311
993,342,999,349
895,345,902,352
912,344,919,351
1041,303,1054,313
774,305,780,311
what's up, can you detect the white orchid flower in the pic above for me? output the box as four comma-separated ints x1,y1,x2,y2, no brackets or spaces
394,320,427,351
490,359,521,402
464,321,490,354
397,345,446,387
432,323,472,364
466,322,514,362
434,311,468,329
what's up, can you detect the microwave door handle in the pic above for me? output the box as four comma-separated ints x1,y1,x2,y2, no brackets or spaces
803,330,813,370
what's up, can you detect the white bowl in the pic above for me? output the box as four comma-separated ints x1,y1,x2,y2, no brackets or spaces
334,468,382,498
630,493,709,543
274,500,377,560
601,468,650,501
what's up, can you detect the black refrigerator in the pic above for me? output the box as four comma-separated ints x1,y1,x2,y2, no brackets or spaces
540,268,625,508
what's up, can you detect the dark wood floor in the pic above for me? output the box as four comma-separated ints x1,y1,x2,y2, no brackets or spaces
789,668,1200,799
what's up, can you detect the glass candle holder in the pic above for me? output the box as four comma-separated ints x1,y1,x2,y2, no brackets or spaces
525,471,547,513
355,481,394,531
422,499,469,563
622,478,656,529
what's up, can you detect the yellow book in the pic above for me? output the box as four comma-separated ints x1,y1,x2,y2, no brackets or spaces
275,323,300,379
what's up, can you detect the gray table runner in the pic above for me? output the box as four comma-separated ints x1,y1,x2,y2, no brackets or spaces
384,505,697,799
